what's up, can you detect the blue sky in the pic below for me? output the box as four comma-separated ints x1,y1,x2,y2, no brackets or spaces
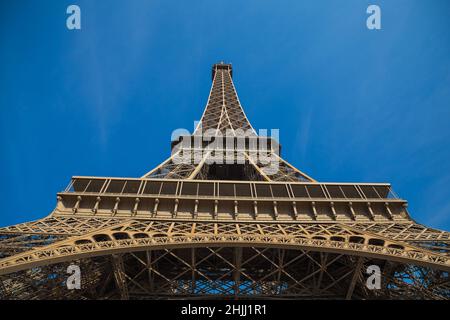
0,1,449,230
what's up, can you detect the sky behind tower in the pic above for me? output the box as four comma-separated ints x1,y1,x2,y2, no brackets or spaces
0,0,450,230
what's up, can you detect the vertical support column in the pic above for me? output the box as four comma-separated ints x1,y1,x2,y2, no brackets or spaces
233,247,243,298
277,249,286,292
146,251,154,293
112,254,129,300
191,248,196,294
346,257,364,300
315,252,328,294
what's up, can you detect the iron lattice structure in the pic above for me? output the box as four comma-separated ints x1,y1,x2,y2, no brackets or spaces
0,63,449,300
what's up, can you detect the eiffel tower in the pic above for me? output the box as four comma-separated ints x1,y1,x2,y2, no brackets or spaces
0,63,449,300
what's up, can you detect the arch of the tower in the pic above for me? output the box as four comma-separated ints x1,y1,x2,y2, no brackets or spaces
1,218,449,299
1,227,449,277
1,243,449,300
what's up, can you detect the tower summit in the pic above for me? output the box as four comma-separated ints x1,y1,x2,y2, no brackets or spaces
212,62,233,79
0,64,449,299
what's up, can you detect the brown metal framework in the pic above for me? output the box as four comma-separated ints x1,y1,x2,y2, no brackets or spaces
0,63,449,299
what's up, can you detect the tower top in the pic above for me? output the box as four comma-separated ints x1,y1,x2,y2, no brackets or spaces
212,62,232,80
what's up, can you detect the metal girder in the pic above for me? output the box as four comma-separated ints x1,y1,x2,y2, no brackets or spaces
0,219,449,276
